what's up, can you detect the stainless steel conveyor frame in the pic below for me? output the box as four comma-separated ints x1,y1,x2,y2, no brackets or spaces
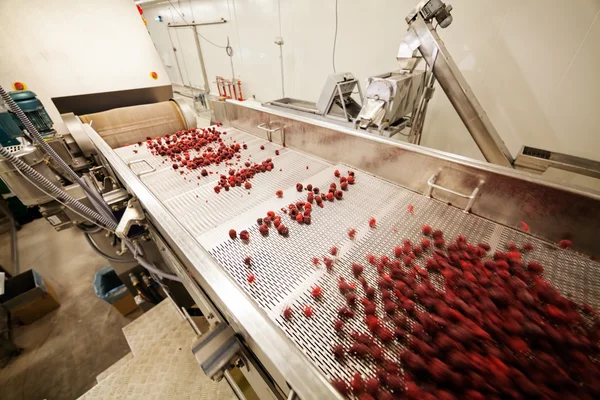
83,98,600,400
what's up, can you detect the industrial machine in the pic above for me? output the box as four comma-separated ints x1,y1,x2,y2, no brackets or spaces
0,86,197,309
355,70,428,138
1,1,599,399
268,72,363,122
0,90,55,146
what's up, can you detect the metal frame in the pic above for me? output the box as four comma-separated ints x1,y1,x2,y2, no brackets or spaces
514,146,600,179
398,1,513,166
168,20,226,97
326,80,364,122
127,159,156,176
81,98,600,400
168,19,227,28
224,100,600,255
257,122,285,145
426,172,481,213
84,125,342,400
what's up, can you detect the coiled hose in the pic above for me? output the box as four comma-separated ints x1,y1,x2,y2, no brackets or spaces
1,86,180,281
0,144,117,230
0,85,117,224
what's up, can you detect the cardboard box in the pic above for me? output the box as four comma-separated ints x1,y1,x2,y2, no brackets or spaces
0,269,60,325
94,266,138,316
111,292,138,316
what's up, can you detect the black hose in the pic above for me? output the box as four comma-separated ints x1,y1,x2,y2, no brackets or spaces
76,223,103,233
84,232,135,263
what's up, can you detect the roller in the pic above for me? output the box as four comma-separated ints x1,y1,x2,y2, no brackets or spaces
77,99,196,149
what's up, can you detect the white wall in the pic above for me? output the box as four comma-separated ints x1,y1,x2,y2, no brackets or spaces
142,0,600,162
0,0,171,134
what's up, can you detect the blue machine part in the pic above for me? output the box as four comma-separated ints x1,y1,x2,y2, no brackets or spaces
0,104,21,146
0,90,55,146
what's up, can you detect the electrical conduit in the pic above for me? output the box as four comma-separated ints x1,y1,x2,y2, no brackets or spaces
0,144,117,229
0,85,117,224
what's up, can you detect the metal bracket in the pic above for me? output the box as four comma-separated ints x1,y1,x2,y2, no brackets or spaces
192,323,242,381
61,112,96,157
257,123,285,145
115,198,146,239
128,159,156,176
424,86,435,100
426,173,482,213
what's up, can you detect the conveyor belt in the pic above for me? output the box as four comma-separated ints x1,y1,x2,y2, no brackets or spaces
115,127,600,385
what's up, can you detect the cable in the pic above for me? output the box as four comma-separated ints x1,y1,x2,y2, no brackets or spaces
0,85,117,225
15,168,114,232
168,0,228,48
1,93,182,280
226,36,235,81
332,0,339,73
76,223,103,233
169,6,194,91
0,144,116,230
11,162,114,232
84,232,135,263
188,0,195,21
276,0,284,96
129,242,182,282
197,32,228,49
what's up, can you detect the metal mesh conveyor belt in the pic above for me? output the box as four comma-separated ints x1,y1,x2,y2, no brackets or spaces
115,127,600,385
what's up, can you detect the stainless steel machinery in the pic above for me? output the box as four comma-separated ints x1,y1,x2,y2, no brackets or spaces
0,86,198,309
355,71,427,138
65,97,599,399
3,79,600,400
268,72,363,122
1,1,599,399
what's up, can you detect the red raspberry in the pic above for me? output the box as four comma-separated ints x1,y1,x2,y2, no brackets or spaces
311,286,323,298
332,344,345,360
258,224,269,235
352,263,364,277
282,307,292,320
302,305,313,317
558,239,572,249
331,378,348,395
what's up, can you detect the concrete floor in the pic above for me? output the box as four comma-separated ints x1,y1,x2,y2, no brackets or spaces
0,219,141,400
0,85,211,399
